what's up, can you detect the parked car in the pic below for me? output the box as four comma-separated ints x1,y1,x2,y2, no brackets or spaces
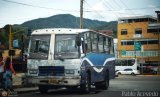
116,68,140,76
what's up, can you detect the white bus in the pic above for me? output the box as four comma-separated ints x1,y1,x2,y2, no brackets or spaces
27,28,115,93
115,58,139,71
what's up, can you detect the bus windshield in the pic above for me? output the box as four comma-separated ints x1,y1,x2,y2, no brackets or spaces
29,35,50,59
54,34,79,59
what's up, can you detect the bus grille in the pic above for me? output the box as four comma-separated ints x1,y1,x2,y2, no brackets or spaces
38,66,64,76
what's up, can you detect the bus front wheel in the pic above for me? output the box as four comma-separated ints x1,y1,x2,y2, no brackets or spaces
80,73,91,93
38,85,49,94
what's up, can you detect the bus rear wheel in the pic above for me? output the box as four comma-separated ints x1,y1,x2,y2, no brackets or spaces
96,71,109,90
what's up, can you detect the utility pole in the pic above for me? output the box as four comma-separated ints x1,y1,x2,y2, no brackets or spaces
80,0,84,29
9,25,13,63
9,25,12,50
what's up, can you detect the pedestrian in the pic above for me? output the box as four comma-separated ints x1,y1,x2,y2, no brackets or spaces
0,56,5,89
3,57,16,91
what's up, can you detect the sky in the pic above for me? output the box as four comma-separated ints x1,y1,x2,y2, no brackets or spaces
0,0,160,28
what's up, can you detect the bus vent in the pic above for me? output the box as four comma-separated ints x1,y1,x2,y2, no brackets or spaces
38,66,64,76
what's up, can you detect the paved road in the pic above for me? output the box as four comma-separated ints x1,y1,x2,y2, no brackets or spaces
12,76,160,97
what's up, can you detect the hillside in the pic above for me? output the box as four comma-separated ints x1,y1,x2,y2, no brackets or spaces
0,14,117,49
21,14,114,30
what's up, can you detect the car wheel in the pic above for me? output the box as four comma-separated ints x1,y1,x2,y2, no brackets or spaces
131,72,135,76
118,72,121,75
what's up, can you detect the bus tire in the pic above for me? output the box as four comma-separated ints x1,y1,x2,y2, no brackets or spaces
103,71,109,90
38,85,48,94
95,70,109,90
80,72,91,93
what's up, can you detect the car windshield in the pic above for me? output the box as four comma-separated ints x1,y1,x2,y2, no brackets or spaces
54,34,79,59
29,35,50,59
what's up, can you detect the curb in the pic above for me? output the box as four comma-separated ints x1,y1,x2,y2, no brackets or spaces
14,87,38,94
137,74,160,76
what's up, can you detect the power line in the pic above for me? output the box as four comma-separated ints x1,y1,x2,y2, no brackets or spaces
85,6,160,12
1,0,79,12
113,0,122,9
1,0,160,13
84,0,106,19
103,0,122,19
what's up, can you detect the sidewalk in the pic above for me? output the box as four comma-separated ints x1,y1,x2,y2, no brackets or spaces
12,73,38,93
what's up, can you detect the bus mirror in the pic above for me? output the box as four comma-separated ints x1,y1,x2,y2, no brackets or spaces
76,34,81,46
57,55,64,61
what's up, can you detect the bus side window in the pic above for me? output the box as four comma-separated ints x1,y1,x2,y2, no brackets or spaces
82,32,91,53
85,32,91,53
104,37,109,54
82,41,88,53
91,33,98,52
98,34,104,53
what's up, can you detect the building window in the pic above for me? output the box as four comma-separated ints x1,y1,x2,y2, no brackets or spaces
148,39,158,44
121,29,127,35
147,28,160,33
135,28,142,34
120,39,158,46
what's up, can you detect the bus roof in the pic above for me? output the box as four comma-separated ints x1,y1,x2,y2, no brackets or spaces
31,28,114,38
31,28,90,35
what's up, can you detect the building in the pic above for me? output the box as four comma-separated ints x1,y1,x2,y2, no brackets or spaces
117,15,160,72
98,30,114,37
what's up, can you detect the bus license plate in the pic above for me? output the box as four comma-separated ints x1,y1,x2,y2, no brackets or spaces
49,79,59,84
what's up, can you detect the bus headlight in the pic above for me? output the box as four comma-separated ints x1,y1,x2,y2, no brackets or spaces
65,69,75,74
29,69,38,74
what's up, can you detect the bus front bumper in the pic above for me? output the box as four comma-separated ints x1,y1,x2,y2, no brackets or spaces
27,76,81,86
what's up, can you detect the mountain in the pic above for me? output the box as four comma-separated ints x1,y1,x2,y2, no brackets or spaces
21,14,117,31
0,14,117,49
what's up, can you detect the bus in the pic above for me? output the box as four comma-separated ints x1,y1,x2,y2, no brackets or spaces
26,28,115,93
115,58,139,71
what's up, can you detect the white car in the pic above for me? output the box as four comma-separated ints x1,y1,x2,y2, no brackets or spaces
116,68,140,76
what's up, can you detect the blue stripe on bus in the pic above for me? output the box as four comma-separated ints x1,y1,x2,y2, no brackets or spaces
85,53,114,66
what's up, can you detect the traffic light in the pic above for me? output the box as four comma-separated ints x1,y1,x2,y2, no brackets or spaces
9,50,15,56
